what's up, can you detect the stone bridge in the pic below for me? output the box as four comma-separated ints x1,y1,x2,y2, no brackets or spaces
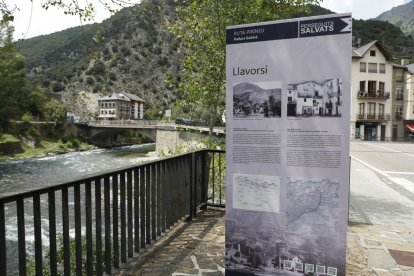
70,120,225,154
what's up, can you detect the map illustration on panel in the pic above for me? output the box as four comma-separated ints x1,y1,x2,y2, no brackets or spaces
233,173,280,213
233,81,282,118
286,178,340,237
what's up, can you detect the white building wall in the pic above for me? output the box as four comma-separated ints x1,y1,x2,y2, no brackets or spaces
351,44,393,140
134,102,138,119
404,71,414,120
140,103,144,119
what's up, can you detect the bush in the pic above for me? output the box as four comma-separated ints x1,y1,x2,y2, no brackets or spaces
22,112,33,122
51,82,65,92
86,76,95,85
108,72,117,81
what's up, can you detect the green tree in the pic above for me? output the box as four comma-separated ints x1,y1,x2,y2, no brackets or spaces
43,99,68,127
169,0,320,135
0,23,30,129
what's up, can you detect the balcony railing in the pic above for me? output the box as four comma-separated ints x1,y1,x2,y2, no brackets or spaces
357,113,391,121
0,149,225,275
357,91,390,99
395,112,403,120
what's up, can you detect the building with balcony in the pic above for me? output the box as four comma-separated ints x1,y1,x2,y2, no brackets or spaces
351,40,393,141
391,62,408,141
287,78,342,117
98,92,145,120
402,63,414,140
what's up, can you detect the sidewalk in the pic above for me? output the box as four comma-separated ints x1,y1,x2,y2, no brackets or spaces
118,208,414,276
117,209,225,275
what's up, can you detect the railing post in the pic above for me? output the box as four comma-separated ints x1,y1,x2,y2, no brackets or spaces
48,191,57,276
33,193,43,276
62,188,70,276
74,184,82,276
104,176,112,274
201,151,207,207
151,165,156,241
85,180,93,276
0,201,6,276
95,178,103,276
188,154,193,221
120,171,127,264
113,174,119,269
134,168,140,253
17,197,26,276
127,170,133,259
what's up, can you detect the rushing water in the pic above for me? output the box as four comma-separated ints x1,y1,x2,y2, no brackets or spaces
0,143,156,274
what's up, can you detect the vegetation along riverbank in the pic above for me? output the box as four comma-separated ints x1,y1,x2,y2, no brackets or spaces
0,121,95,162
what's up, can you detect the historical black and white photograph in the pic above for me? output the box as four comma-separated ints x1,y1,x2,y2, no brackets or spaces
225,213,344,275
287,78,343,118
233,81,282,118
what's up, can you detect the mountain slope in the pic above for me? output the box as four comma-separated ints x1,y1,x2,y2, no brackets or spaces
353,19,414,58
15,0,182,116
376,0,414,38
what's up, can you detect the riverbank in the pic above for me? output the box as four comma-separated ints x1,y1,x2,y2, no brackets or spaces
0,132,95,162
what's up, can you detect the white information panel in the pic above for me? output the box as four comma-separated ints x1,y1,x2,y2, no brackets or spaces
225,14,351,276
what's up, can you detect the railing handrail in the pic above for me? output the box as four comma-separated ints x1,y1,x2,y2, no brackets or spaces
0,149,226,275
0,149,225,203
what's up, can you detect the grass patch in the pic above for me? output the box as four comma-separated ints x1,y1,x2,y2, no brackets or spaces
0,133,20,144
0,135,95,162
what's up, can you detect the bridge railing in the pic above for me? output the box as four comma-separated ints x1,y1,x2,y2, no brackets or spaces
88,119,158,126
0,149,225,275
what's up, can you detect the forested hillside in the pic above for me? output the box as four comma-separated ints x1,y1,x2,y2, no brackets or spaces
15,0,182,117
13,1,414,121
353,19,414,58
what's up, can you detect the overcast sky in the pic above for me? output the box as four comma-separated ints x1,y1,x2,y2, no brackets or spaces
8,0,413,40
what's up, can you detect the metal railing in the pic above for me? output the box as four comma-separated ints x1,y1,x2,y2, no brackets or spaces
357,113,391,121
88,119,158,126
357,90,390,99
0,149,225,275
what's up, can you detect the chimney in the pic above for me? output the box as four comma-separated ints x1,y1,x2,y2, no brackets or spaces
401,58,410,66
356,38,361,48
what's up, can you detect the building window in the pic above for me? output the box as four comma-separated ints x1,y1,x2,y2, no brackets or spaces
379,82,385,92
359,81,366,92
360,62,366,72
368,63,377,73
368,81,376,94
304,98,307,102
395,105,402,119
396,88,403,100
368,102,376,115
379,63,386,73
370,50,376,56
379,104,384,116
359,103,365,114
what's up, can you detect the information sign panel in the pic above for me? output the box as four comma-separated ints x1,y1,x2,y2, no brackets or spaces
225,14,352,276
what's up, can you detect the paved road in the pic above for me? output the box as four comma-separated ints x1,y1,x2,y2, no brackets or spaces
350,141,414,228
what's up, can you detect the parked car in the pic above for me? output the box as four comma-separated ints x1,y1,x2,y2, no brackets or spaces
175,118,192,125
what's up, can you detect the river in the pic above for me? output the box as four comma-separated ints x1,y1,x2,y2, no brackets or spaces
0,143,156,274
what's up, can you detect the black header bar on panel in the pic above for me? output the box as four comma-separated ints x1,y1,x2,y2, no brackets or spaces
226,15,352,45
226,21,298,45
299,16,351,38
